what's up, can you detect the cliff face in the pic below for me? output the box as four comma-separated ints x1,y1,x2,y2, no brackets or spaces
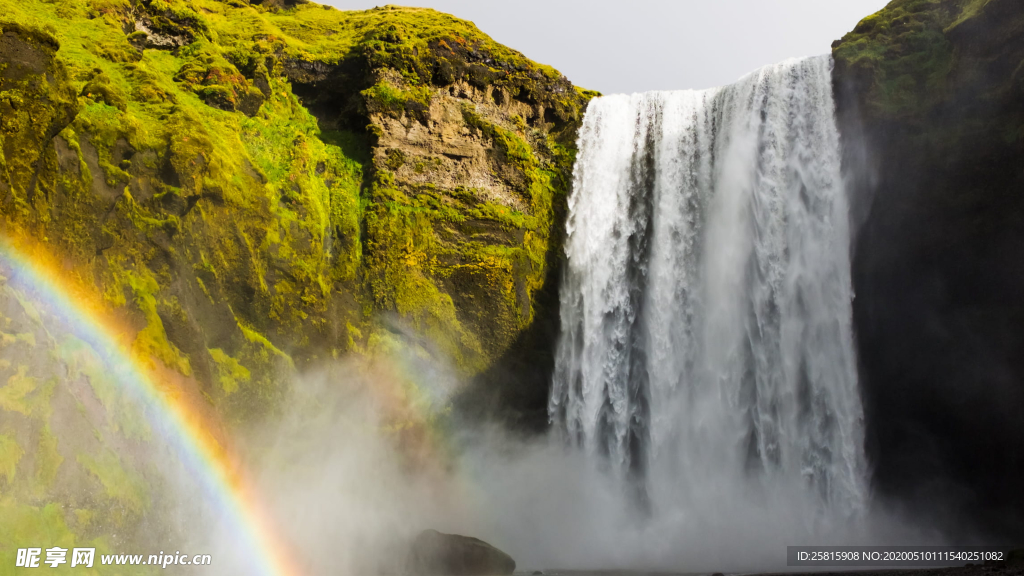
0,0,593,413
833,0,1024,538
0,0,591,552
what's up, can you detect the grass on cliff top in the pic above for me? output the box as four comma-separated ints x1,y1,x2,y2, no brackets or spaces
834,0,1002,75
265,4,562,77
834,0,1022,119
0,0,566,96
74,0,566,80
832,0,976,115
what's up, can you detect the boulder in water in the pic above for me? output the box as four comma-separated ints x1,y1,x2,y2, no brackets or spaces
407,529,516,575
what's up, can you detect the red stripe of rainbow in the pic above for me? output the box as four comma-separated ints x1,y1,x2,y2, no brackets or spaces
0,235,303,576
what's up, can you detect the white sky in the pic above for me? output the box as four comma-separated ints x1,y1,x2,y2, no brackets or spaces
321,0,892,94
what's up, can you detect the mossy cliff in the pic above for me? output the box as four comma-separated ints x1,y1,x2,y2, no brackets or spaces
832,0,1024,539
0,1,594,415
0,0,593,558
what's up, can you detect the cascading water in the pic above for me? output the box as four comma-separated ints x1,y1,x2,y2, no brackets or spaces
550,55,867,533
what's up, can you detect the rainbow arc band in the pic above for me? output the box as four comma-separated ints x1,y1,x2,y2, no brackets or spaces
0,236,302,576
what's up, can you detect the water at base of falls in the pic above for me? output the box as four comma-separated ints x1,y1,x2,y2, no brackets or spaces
549,55,867,528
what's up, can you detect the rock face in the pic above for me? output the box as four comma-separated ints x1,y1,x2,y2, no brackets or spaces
0,22,79,202
284,10,596,425
408,529,516,576
832,0,1024,539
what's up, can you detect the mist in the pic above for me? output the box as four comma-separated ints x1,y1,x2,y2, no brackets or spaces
0,258,935,575
162,331,935,575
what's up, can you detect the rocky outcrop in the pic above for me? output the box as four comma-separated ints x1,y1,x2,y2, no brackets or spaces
408,529,516,576
276,5,596,427
0,22,79,204
833,0,1024,540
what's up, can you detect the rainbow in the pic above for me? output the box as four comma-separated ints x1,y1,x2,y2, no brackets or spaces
0,235,302,576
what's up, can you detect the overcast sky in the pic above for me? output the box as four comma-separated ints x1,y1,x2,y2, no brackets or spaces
322,1,891,94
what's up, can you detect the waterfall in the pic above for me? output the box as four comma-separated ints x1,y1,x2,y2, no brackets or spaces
549,56,866,523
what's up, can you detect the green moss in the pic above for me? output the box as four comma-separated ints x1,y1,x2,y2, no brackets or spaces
59,335,116,408
175,40,265,114
57,331,152,441
208,347,251,395
144,0,210,44
265,5,561,82
124,269,193,376
7,288,44,326
78,450,148,520
833,0,963,116
0,501,77,568
362,80,433,118
946,0,992,30
460,103,560,293
0,366,42,417
0,330,36,347
362,190,487,371
81,69,128,111
466,202,535,230
33,426,63,492
72,508,94,531
0,497,131,573
209,321,294,421
0,434,24,486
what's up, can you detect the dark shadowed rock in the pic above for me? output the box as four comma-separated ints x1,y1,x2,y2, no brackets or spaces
1007,549,1024,566
832,0,1024,540
408,529,516,576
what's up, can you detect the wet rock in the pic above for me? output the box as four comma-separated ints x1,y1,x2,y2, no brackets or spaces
407,529,516,576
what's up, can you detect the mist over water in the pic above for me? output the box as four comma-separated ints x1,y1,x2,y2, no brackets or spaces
170,338,931,575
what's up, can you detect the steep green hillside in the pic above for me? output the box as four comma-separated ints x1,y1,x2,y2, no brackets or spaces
0,0,593,558
0,0,594,417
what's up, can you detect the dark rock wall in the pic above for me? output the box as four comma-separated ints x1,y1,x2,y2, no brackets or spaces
833,0,1024,539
